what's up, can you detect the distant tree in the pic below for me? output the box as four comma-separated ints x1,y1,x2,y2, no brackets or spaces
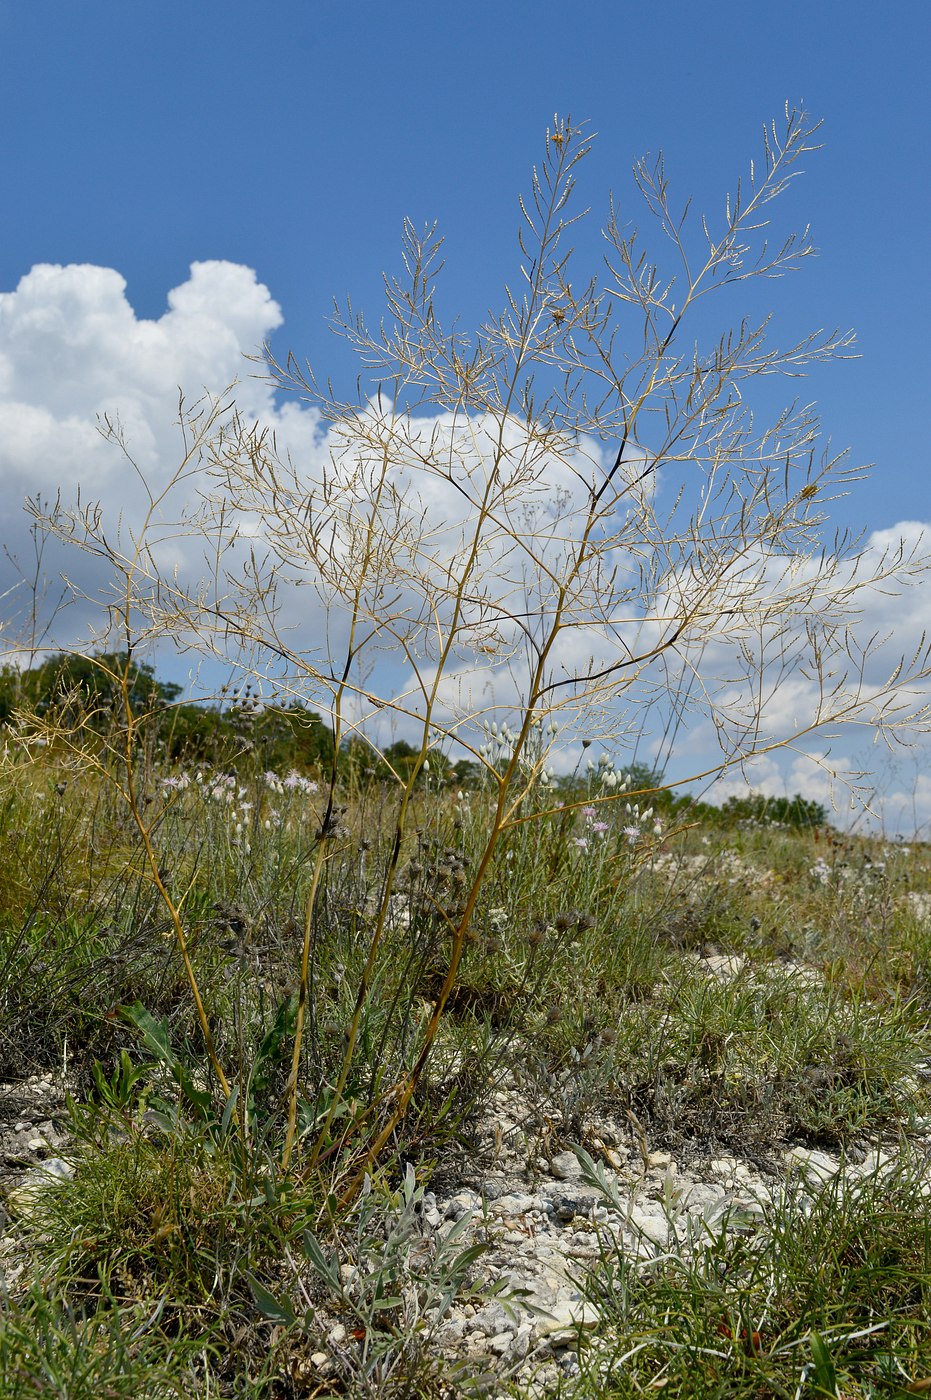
337,737,437,784
0,651,181,726
450,758,481,788
159,702,234,764
617,762,666,792
719,791,827,829
0,665,26,724
252,705,334,771
161,700,334,771
381,739,421,783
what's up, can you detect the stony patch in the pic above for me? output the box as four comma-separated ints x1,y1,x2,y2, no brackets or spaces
2,1063,929,1395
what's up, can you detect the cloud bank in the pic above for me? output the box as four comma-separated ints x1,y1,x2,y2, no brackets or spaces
1,260,930,833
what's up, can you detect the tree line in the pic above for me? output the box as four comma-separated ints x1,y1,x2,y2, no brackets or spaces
0,652,827,827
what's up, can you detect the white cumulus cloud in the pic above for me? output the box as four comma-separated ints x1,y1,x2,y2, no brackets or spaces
1,260,930,832
0,259,308,644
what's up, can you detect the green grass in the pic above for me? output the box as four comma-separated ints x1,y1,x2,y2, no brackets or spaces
0,1284,219,1400
3,744,931,1396
569,1147,931,1398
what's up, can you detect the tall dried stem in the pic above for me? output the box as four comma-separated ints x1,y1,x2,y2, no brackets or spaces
20,111,931,1182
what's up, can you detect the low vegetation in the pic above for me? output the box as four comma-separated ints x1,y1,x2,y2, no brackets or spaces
1,686,930,1396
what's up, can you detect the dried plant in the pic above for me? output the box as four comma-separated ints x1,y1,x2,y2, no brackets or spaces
19,108,931,1184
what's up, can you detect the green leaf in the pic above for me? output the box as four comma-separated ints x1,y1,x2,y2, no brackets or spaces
302,1229,342,1293
448,1242,489,1273
809,1331,839,1396
442,1211,475,1246
174,1064,214,1122
142,1102,178,1134
252,989,299,1095
120,1003,178,1067
247,990,299,1128
220,1085,239,1135
245,1273,298,1326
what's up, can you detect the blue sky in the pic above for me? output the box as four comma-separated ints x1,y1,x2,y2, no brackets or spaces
2,0,928,519
1,1,930,828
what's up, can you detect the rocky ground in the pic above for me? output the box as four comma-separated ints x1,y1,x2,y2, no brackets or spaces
0,1072,73,1289
4,1059,928,1398
408,1083,925,1394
